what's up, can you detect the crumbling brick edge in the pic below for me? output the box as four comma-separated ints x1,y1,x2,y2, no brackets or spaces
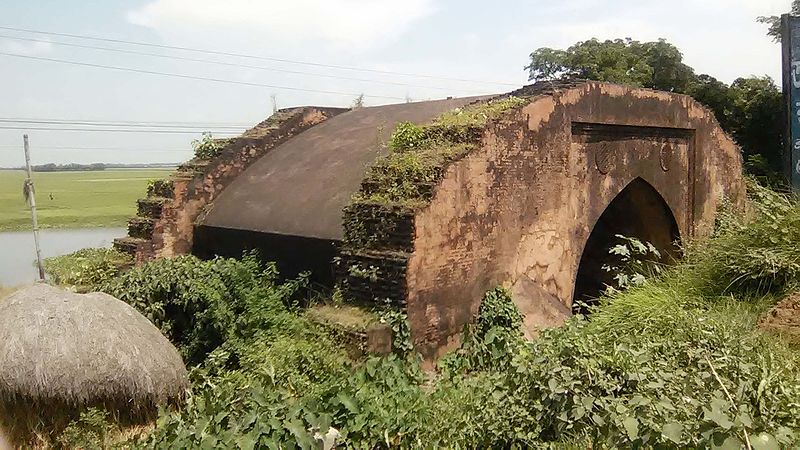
114,106,348,263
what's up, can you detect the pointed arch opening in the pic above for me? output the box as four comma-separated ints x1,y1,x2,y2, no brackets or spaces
572,177,680,313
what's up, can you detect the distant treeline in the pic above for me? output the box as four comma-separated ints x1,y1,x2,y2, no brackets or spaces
32,163,107,172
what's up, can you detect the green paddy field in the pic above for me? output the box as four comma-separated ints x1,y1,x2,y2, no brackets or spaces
0,169,173,231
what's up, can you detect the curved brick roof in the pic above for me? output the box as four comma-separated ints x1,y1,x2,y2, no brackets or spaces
201,96,488,240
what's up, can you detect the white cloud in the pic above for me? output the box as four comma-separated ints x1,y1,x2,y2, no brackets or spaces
0,39,53,56
127,0,437,50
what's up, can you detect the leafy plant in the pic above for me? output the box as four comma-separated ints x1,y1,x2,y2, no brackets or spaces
192,132,229,160
440,287,524,374
388,121,426,151
58,408,117,450
100,253,308,365
379,308,413,354
44,248,132,289
603,234,664,292
354,96,526,207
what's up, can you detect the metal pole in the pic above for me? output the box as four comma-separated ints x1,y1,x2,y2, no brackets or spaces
23,135,45,281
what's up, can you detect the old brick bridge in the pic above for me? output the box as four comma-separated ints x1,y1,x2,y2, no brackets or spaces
115,81,744,358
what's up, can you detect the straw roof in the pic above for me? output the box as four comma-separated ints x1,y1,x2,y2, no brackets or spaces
0,284,188,410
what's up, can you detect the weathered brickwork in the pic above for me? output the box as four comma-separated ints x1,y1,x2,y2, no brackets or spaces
335,82,744,359
404,83,744,358
114,107,346,263
337,249,410,307
126,81,745,361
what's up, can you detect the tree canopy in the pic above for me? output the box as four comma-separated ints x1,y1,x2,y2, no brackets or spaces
525,38,784,182
758,0,800,41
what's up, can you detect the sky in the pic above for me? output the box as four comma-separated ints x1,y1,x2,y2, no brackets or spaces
0,0,794,167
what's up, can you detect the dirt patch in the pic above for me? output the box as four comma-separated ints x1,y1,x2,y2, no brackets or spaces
760,293,800,344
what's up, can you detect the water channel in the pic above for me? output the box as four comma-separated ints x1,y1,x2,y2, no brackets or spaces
0,227,124,286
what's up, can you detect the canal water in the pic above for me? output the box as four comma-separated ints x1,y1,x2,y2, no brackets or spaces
0,227,125,286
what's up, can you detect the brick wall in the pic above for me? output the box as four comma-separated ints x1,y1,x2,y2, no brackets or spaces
114,107,346,263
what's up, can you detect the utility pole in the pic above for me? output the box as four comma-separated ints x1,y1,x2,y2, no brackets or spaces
23,134,45,281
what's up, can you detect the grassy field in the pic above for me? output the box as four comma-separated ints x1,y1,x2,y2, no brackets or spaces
0,169,173,231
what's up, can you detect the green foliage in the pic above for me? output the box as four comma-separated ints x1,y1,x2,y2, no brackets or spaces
526,38,695,92
192,132,229,160
432,96,528,128
527,38,785,177
357,96,525,206
145,179,173,198
503,291,800,448
440,287,524,374
758,0,800,41
58,408,117,450
66,182,800,448
346,263,380,282
44,247,132,288
685,180,800,295
603,235,664,291
379,309,413,354
100,253,308,365
388,121,426,151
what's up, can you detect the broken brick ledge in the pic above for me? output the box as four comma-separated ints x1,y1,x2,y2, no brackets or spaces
114,106,347,264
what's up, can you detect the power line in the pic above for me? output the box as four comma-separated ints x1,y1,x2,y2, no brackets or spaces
0,119,247,130
0,125,241,134
0,34,483,94
0,51,408,100
0,146,191,152
0,144,193,150
0,118,252,127
0,25,519,87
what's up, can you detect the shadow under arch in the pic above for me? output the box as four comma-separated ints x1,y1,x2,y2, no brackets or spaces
572,177,680,313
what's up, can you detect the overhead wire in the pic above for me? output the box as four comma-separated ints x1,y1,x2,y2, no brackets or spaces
0,25,519,87
0,34,487,94
0,125,242,134
0,118,251,128
0,51,409,100
0,118,248,129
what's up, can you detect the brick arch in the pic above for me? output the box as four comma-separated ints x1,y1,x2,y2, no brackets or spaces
115,80,746,361
571,176,681,310
405,82,745,358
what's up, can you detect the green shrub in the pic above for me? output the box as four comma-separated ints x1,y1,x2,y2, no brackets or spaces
192,132,230,160
100,253,308,365
388,121,426,151
114,180,800,448
58,408,116,450
440,286,524,374
355,96,526,206
686,179,800,296
44,248,132,288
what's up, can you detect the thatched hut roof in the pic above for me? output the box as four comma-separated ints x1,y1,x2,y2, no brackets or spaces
0,284,188,410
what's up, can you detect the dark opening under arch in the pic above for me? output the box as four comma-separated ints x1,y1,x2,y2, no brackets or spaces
572,178,680,313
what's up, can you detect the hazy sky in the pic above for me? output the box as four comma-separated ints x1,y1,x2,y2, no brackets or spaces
0,0,793,167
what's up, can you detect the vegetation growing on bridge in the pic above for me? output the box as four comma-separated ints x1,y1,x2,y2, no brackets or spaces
338,95,530,307
352,95,527,207
24,180,800,448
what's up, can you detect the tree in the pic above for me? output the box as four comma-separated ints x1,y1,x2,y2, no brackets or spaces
526,39,785,180
526,38,693,92
728,77,784,169
758,0,800,41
